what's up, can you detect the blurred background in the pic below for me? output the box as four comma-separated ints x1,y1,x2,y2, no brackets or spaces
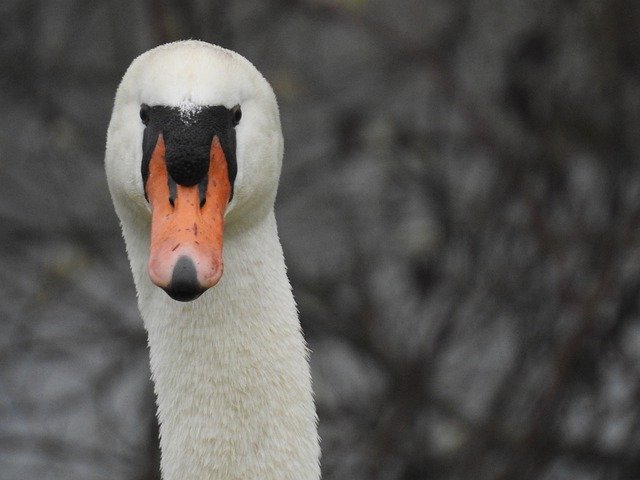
2,1,640,479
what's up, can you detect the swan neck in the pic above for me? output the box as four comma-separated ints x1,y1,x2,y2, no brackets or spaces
139,212,320,480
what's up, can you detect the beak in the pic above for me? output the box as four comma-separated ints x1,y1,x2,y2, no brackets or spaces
144,134,231,301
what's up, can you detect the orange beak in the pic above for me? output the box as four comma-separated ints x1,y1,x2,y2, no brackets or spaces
144,134,231,301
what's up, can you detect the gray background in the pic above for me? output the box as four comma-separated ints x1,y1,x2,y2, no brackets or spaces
1,1,640,479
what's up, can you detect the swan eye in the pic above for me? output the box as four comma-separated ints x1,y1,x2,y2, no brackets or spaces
231,105,242,126
140,104,150,125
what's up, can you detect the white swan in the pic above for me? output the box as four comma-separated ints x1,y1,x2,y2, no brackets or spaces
104,41,320,480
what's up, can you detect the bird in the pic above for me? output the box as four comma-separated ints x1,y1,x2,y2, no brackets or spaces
104,41,320,480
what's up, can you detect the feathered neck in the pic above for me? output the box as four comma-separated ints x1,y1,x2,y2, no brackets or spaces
127,210,320,480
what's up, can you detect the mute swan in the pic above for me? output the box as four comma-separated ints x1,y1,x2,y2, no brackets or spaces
105,41,320,480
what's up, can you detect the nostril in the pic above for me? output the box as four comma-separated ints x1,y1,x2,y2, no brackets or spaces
164,256,205,302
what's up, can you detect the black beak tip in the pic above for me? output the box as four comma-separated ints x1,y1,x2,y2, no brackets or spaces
164,256,206,302
164,286,205,302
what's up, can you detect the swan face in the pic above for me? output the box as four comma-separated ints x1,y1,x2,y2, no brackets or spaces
105,41,284,301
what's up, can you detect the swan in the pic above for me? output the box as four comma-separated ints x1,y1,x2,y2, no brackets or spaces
104,41,320,480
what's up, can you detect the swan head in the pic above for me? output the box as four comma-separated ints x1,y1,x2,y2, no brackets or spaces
105,41,283,302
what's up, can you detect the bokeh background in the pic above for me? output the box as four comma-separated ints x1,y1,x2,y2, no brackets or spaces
2,1,640,479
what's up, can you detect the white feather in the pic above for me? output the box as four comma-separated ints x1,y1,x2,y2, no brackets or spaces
105,40,320,480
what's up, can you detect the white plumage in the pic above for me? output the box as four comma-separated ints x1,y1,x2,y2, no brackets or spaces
105,41,320,480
